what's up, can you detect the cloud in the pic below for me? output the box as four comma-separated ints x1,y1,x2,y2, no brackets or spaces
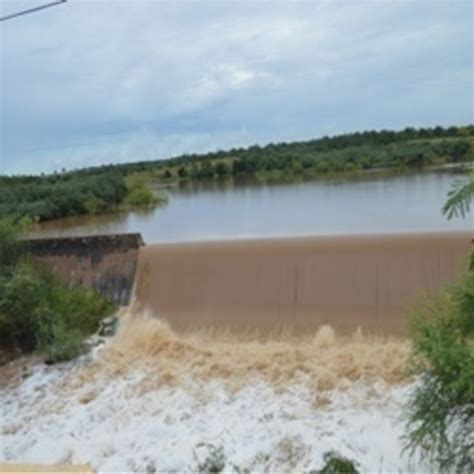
0,0,472,174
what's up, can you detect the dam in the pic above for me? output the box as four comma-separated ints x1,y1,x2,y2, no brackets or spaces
26,230,472,334
26,233,144,306
132,231,472,334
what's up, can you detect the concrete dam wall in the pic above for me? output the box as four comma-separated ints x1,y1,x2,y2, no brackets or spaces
26,233,144,305
133,232,472,335
26,231,472,335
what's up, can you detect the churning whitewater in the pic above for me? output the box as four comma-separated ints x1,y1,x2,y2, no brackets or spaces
0,311,428,472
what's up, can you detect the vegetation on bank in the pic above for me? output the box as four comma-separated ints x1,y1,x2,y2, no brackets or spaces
404,176,473,471
0,125,472,222
0,172,168,223
84,124,473,182
0,220,114,363
123,181,169,209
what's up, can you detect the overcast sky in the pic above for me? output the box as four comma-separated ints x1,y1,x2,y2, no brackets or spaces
0,0,472,174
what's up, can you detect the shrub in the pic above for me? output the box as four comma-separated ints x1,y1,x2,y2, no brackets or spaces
405,260,474,471
36,306,86,363
84,196,106,214
0,261,47,350
126,186,156,207
0,218,24,269
43,274,115,335
316,452,359,474
0,261,114,360
125,182,168,207
0,220,115,362
178,166,188,178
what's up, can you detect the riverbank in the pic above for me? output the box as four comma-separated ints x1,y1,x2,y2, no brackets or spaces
150,159,472,189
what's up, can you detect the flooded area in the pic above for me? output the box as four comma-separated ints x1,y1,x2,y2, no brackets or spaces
32,171,471,243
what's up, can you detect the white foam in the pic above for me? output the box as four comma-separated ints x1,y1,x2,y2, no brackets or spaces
0,357,427,473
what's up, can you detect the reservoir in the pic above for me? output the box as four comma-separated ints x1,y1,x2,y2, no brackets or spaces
33,170,472,243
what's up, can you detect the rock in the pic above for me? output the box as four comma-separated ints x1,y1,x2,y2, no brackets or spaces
98,315,119,337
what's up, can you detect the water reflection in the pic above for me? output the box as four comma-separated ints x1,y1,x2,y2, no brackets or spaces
33,171,472,243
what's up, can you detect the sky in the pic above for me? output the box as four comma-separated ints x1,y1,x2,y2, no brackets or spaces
0,0,472,175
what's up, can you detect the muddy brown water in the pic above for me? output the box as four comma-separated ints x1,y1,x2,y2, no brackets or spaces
29,172,472,335
132,232,472,335
33,171,471,243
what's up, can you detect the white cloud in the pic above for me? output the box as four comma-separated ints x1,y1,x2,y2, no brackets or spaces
0,0,472,174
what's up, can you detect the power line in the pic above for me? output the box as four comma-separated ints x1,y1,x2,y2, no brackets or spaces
0,0,67,22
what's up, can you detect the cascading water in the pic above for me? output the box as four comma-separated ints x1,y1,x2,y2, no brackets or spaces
0,231,471,472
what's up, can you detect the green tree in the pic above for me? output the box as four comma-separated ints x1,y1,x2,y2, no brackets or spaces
442,173,474,219
199,161,215,179
404,176,474,471
215,161,230,178
126,185,156,207
190,163,200,180
0,219,24,269
178,166,188,179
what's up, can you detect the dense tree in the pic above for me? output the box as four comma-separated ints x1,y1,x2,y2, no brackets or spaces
1,125,472,222
178,166,188,179
0,172,126,222
215,161,231,178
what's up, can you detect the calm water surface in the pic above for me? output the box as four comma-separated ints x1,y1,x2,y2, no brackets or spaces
35,172,472,243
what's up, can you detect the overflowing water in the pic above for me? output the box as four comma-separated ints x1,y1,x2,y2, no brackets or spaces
6,170,472,471
0,312,425,472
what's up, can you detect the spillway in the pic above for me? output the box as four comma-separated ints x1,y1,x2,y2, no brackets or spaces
132,231,472,335
3,231,472,472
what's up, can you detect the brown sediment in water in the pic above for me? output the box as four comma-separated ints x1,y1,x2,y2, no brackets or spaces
133,231,472,335
0,313,411,397
86,313,411,393
2,232,469,396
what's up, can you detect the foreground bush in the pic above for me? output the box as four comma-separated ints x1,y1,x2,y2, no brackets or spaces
405,256,474,471
0,220,115,363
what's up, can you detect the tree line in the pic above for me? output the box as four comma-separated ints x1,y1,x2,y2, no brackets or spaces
76,124,473,179
0,172,127,222
1,124,472,222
